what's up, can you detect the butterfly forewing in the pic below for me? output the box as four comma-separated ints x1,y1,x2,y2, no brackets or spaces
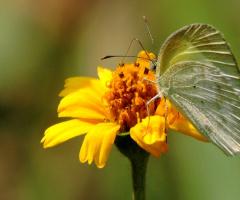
156,24,240,94
157,24,240,155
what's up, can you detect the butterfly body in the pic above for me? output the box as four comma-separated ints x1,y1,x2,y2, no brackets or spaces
151,24,240,156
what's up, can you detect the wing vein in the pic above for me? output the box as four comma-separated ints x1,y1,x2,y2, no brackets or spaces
195,31,220,40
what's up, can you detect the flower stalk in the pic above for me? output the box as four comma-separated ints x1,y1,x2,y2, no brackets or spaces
115,135,150,200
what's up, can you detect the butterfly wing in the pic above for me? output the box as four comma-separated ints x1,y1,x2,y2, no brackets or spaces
159,61,240,155
159,62,240,155
157,24,240,155
156,24,240,91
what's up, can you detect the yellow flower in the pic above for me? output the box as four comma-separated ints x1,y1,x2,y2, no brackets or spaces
41,51,207,168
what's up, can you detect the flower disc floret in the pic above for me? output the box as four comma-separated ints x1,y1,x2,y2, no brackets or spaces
103,59,159,132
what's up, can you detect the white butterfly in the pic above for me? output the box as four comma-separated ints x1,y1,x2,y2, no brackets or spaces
149,24,240,156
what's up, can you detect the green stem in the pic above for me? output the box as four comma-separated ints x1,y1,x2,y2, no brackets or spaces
115,135,150,200
130,151,149,200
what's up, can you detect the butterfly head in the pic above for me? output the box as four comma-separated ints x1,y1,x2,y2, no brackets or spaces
149,59,157,75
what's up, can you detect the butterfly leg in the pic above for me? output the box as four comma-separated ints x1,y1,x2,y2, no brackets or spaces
164,96,168,121
142,93,162,139
140,78,157,85
164,96,168,143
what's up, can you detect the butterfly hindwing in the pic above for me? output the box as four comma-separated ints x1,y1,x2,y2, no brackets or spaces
159,61,240,155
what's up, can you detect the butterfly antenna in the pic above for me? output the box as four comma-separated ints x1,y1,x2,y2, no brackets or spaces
103,17,155,63
143,16,156,55
101,54,152,61
122,38,151,62
101,55,136,60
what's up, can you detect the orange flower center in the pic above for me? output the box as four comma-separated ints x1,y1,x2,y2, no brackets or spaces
103,61,160,133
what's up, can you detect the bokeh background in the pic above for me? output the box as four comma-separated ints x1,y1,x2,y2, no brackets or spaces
1,0,240,199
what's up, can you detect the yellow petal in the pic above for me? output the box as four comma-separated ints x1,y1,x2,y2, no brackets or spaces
130,116,169,157
142,116,166,144
59,77,107,97
42,119,102,148
136,51,156,68
58,90,106,119
97,66,113,86
79,123,120,168
170,114,208,142
155,99,179,125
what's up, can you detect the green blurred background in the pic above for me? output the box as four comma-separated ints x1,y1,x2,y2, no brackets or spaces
1,0,240,199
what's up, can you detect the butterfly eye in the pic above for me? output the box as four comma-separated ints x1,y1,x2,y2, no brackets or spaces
149,61,157,72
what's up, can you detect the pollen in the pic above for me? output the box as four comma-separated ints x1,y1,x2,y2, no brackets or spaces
103,61,160,133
